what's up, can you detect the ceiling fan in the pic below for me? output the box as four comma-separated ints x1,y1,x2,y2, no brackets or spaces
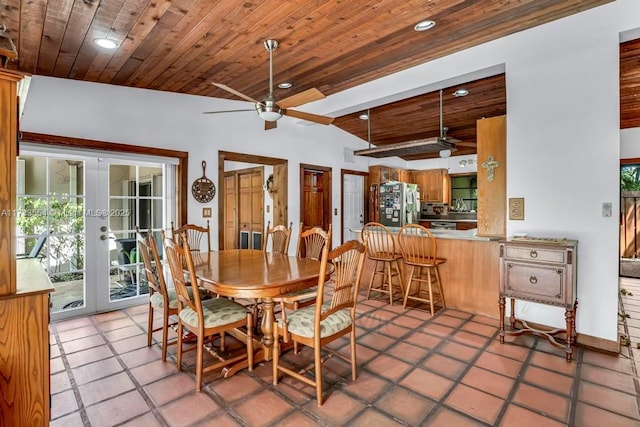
204,39,334,130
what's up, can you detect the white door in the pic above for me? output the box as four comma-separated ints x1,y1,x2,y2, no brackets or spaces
18,149,175,321
342,174,365,243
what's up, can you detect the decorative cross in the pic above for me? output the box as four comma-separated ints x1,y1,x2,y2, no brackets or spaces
482,155,500,182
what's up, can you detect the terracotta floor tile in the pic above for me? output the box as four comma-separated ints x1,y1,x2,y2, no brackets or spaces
50,411,84,427
368,309,398,321
474,352,523,378
197,412,242,427
471,315,500,327
103,324,144,342
213,372,263,403
50,344,61,358
126,303,149,316
365,354,413,381
426,407,487,427
359,332,396,351
578,381,640,420
405,306,432,319
461,321,499,337
361,298,387,308
522,365,573,395
452,330,491,348
356,304,376,315
66,345,114,368
234,390,294,427
393,314,427,329
534,338,576,358
499,404,566,427
530,351,577,376
119,412,163,427
130,359,177,385
53,316,93,332
50,356,66,374
581,363,637,394
486,338,532,361
438,341,480,362
387,341,430,364
461,366,515,399
377,322,411,338
358,315,386,330
58,325,99,342
354,343,378,364
445,309,474,320
73,357,123,385
305,391,366,425
98,317,137,332
144,373,196,406
421,353,468,380
51,370,72,394
120,345,163,369
445,384,505,425
406,331,443,349
382,303,412,314
275,377,316,405
349,408,404,427
343,371,391,402
274,411,323,427
94,310,128,323
111,334,149,354
433,315,467,328
158,391,220,427
423,323,456,338
50,389,78,420
376,386,436,425
85,390,149,426
582,350,635,374
78,371,135,406
400,367,454,400
61,334,106,354
512,383,570,422
574,402,640,427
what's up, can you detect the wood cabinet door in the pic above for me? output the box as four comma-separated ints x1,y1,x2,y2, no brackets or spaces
397,169,410,183
477,115,507,237
368,166,381,185
424,170,443,202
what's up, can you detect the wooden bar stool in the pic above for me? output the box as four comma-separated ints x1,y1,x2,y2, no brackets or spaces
361,222,404,305
397,224,446,315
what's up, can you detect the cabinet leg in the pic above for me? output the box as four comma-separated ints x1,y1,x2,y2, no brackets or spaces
499,297,506,344
509,298,516,329
564,307,574,362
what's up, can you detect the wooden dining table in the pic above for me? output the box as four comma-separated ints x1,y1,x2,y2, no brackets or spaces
192,249,325,377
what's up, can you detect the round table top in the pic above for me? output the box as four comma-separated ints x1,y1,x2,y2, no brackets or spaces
193,249,324,298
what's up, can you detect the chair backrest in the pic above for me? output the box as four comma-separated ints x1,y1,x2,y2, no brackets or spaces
263,221,293,254
314,239,366,332
361,222,397,260
28,230,51,258
397,224,438,265
136,227,168,302
171,220,211,253
163,231,203,315
297,222,332,260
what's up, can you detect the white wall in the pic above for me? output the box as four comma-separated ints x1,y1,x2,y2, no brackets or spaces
621,128,640,158
20,0,640,342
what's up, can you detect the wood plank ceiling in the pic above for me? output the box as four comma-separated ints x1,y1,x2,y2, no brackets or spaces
3,0,612,158
621,38,640,130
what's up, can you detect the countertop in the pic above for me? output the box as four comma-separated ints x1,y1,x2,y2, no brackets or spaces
351,227,499,242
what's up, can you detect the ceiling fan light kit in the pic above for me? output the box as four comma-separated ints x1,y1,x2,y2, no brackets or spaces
204,39,334,129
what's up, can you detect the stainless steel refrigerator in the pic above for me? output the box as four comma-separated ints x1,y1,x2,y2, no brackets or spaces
378,182,420,227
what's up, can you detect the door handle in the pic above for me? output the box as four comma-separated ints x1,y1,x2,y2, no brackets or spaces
100,235,108,241
100,226,108,232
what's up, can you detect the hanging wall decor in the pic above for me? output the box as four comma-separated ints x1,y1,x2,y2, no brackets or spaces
191,161,216,203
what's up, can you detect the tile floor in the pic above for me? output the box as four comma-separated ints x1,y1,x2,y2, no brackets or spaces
50,290,640,426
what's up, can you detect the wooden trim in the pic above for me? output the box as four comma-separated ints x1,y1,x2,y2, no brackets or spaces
620,158,640,165
218,151,287,249
19,132,189,225
340,169,368,245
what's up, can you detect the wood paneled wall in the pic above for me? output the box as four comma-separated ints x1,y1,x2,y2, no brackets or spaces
477,115,507,238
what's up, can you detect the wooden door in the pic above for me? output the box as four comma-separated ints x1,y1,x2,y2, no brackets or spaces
237,167,263,249
477,115,507,237
223,173,237,249
300,164,332,232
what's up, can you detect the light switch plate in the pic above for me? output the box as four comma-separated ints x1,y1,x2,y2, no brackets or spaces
202,207,212,218
509,198,525,220
602,202,612,217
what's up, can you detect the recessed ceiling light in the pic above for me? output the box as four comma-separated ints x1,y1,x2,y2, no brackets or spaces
94,38,118,49
453,89,469,97
414,20,436,32
277,82,293,89
359,113,369,120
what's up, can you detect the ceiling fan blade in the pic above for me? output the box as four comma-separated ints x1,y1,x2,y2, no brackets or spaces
284,109,334,125
455,141,477,147
212,83,259,103
277,88,325,109
264,121,277,131
202,109,255,114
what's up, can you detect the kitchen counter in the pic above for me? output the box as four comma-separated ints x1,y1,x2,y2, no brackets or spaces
351,227,496,242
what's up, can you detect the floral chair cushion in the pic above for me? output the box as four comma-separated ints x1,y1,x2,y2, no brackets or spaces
280,303,352,338
179,298,247,329
150,287,207,309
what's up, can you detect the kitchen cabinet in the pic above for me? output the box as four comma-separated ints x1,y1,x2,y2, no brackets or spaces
456,222,477,231
368,165,409,222
499,238,578,361
412,168,450,203
477,115,506,237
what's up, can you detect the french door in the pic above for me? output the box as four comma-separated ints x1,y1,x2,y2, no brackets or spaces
17,149,175,321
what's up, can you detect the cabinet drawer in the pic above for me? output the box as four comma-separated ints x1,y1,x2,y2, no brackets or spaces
504,262,565,303
504,246,565,263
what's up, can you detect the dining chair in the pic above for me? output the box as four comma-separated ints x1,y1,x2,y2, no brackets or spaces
361,222,404,305
297,222,332,260
263,221,293,254
163,231,253,391
171,220,211,260
273,239,366,406
397,224,446,315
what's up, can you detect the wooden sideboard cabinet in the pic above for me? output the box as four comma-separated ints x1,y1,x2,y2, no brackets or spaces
499,238,578,361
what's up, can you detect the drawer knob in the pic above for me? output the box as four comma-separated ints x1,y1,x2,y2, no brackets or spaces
530,250,538,258
529,276,538,284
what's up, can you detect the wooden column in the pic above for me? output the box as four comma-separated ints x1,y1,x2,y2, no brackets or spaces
0,70,21,296
477,115,507,238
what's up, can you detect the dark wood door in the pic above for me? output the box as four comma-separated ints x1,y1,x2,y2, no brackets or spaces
223,173,237,249
300,164,332,232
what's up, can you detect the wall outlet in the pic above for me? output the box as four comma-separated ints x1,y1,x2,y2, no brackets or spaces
509,198,525,220
202,207,212,218
602,202,612,217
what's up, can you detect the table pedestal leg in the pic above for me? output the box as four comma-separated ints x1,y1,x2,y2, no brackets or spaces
261,297,275,361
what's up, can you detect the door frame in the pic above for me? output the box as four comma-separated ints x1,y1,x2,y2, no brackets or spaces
300,164,332,232
341,169,368,244
218,151,288,249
